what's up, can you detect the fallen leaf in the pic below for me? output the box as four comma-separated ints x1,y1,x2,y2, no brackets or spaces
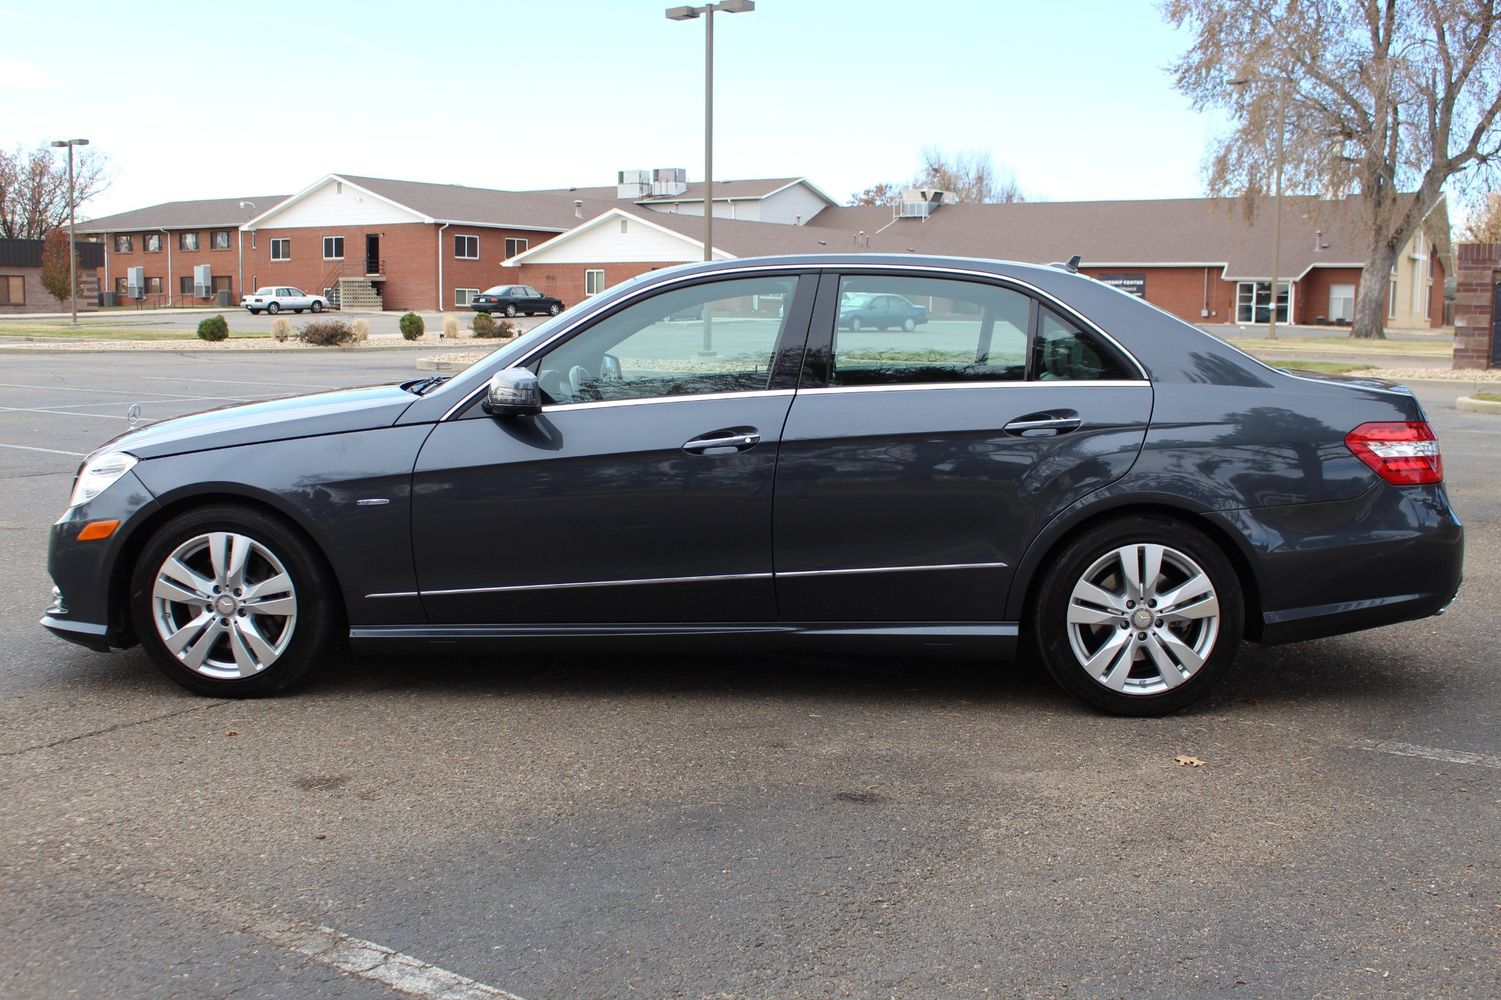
226,731,239,737
1174,755,1205,767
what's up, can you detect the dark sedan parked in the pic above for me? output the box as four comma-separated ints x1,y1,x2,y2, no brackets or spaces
837,292,928,331
471,284,564,317
42,255,1462,715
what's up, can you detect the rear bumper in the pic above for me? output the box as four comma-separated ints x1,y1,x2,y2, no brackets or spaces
1209,482,1463,646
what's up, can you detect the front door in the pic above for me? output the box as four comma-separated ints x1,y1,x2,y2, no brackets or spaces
411,272,814,624
365,234,380,275
773,271,1152,622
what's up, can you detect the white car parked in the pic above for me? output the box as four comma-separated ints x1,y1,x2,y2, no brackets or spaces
241,286,329,315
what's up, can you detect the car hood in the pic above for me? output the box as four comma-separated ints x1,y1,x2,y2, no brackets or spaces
97,384,418,460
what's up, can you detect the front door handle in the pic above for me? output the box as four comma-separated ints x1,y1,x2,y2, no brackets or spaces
683,427,761,454
1004,411,1082,436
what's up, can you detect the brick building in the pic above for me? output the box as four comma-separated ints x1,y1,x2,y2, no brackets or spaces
0,238,103,314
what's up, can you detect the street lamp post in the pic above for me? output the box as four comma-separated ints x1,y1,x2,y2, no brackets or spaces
237,202,257,306
49,138,90,326
1228,76,1289,340
667,0,754,357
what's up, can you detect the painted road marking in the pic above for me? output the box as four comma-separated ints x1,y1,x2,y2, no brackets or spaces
1348,738,1501,769
138,375,343,390
0,380,254,401
0,442,87,456
256,921,528,1000
0,405,131,420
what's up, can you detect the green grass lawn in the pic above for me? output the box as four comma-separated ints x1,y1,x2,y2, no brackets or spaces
1473,391,1501,403
0,322,269,341
1265,359,1377,375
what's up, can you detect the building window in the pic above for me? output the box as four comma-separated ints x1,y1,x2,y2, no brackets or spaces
211,230,233,251
179,232,199,251
1388,279,1398,318
212,275,232,295
323,236,345,260
455,287,480,307
620,219,628,234
504,237,528,259
271,238,290,261
179,275,195,296
455,235,479,259
146,276,163,294
114,276,128,295
114,235,133,253
0,275,25,305
144,233,162,253
585,269,606,296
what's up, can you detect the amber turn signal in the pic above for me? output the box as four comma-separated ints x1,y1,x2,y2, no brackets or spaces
76,519,120,542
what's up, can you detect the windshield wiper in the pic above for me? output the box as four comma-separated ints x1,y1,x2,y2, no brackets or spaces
401,376,450,395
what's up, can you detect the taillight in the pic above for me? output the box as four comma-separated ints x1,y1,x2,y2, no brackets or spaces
1345,421,1443,485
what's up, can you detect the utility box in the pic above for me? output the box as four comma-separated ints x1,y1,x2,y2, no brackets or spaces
127,266,144,300
193,264,212,299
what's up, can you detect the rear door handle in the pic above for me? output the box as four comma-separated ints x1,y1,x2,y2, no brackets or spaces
1004,411,1082,436
683,427,761,454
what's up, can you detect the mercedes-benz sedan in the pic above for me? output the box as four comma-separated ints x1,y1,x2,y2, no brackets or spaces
42,255,1463,715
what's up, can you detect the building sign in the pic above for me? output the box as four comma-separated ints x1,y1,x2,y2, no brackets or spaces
1098,272,1146,297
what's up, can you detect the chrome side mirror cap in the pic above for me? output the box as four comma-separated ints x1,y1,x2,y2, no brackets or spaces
483,369,542,417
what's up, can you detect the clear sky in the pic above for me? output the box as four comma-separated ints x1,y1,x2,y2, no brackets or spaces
3,0,1229,219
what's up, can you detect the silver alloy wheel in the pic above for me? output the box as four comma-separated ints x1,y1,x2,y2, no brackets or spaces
150,531,298,680
1064,543,1221,696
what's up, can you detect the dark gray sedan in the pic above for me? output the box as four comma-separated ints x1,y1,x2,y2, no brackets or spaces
41,255,1463,715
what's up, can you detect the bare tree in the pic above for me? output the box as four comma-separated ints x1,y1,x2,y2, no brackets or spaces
914,147,1026,204
1460,190,1501,240
1164,0,1501,338
0,144,110,240
848,182,900,207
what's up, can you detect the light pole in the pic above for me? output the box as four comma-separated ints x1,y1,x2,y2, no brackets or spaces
667,0,753,356
49,138,89,326
1228,76,1289,340
237,201,257,305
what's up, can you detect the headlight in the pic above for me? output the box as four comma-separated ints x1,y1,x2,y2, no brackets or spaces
69,451,137,508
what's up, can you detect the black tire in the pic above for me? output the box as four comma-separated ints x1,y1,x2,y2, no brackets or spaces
129,504,338,698
548,303,561,316
267,302,280,315
850,316,864,332
1030,515,1243,716
504,304,517,317
310,301,323,313
248,309,261,316
294,308,304,314
902,317,917,332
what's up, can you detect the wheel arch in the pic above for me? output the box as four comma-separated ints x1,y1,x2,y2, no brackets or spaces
108,487,347,647
1007,496,1266,642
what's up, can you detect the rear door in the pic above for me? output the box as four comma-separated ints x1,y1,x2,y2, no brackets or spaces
772,269,1152,622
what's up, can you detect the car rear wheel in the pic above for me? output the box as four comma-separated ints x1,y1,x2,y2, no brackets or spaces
902,317,917,332
549,303,561,316
129,505,336,697
310,301,322,313
267,302,280,315
504,304,517,317
1031,516,1243,716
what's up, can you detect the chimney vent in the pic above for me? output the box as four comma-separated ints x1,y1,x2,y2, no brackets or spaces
574,200,583,219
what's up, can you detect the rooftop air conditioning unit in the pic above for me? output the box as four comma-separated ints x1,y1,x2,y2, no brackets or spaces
617,169,651,200
652,167,687,197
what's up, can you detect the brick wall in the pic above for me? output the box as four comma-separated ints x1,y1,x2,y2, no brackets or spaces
102,229,241,306
1452,242,1499,370
0,265,99,314
512,261,684,308
1295,266,1363,326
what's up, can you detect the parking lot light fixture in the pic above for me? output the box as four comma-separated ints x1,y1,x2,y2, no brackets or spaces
49,138,90,326
666,0,755,354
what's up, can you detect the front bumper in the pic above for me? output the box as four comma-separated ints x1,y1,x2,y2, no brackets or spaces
42,469,161,653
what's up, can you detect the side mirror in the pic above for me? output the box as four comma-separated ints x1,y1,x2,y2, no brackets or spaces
482,369,542,417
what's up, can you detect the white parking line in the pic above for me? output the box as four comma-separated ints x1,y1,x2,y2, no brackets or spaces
1348,738,1501,769
0,405,129,420
138,375,342,390
0,380,253,401
257,921,528,1000
0,442,86,456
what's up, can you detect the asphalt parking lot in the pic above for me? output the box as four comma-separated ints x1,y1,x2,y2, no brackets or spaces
2,350,1498,999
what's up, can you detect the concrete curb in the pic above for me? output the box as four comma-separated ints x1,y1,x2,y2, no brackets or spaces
1456,395,1501,414
415,357,474,372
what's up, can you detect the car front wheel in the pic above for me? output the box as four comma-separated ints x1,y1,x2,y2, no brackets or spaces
310,301,323,313
850,316,864,332
1031,516,1243,716
549,303,561,315
129,505,336,697
902,317,917,332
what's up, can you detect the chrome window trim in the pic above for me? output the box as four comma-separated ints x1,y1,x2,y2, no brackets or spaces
796,381,1149,397
541,388,794,414
777,562,1007,578
438,260,1150,421
368,560,1008,600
